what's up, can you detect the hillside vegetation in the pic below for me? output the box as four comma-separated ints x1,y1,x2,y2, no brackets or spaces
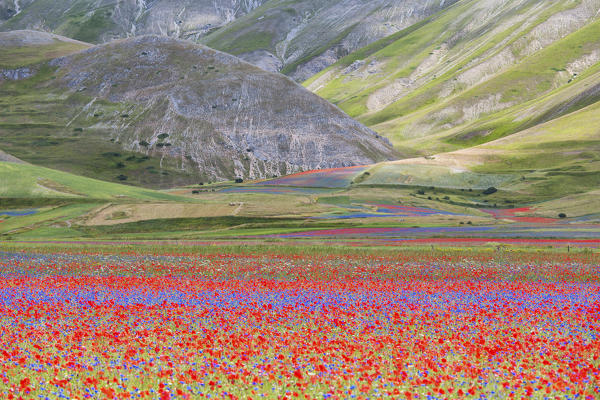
0,29,90,68
202,0,458,80
307,0,600,156
357,99,600,203
0,161,191,201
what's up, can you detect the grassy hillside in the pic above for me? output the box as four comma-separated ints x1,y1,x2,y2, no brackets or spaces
0,161,192,202
357,99,600,204
0,30,90,68
306,0,600,155
0,160,196,238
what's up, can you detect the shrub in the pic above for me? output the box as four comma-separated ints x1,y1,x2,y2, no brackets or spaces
558,213,567,219
235,178,244,183
116,175,127,181
482,187,498,195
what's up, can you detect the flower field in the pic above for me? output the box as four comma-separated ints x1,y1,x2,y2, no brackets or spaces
0,250,599,399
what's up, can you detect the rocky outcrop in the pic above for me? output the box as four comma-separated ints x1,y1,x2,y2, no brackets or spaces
0,148,24,163
1,66,32,80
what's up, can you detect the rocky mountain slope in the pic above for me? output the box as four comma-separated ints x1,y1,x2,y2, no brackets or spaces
306,0,600,155
0,33,396,188
0,0,457,80
0,0,267,43
202,0,459,80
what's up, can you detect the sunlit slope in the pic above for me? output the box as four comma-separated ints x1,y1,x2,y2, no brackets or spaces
306,0,600,155
358,100,600,201
202,0,457,80
0,30,90,68
0,161,191,202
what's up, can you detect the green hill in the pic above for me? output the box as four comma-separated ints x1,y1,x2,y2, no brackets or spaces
306,0,600,156
0,0,267,44
357,99,600,203
0,161,191,202
0,29,90,68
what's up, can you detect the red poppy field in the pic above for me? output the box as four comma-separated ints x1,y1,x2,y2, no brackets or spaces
0,249,599,399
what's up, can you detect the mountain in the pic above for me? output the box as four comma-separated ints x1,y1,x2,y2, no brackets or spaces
0,32,396,188
306,0,600,155
0,0,267,43
202,0,459,80
0,0,458,80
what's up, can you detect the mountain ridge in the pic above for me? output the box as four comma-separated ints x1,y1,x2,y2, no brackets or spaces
305,0,600,156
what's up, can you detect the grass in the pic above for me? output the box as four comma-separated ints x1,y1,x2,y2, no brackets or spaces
210,30,274,56
0,203,99,236
0,161,193,202
1,240,594,258
0,64,203,189
305,0,600,159
280,23,358,76
1,0,120,44
357,163,516,190
56,6,116,43
79,216,305,235
0,39,90,68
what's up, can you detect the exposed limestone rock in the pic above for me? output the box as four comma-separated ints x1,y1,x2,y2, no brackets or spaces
1,66,32,80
